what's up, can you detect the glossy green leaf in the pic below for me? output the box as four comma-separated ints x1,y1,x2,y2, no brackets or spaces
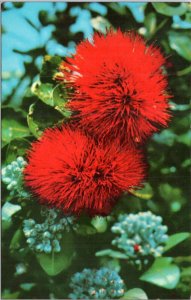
140,257,180,289
96,249,127,259
159,183,185,212
5,138,30,163
96,249,113,256
144,13,157,37
99,257,121,272
176,65,191,77
170,101,191,111
163,232,190,253
76,224,97,236
2,291,20,299
153,130,176,146
177,131,191,146
152,3,188,17
36,232,75,276
27,103,43,138
52,84,67,106
13,3,24,8
20,283,36,291
181,158,191,168
91,216,108,233
2,220,12,232
40,55,62,83
2,202,21,221
91,16,112,33
10,229,23,251
53,84,71,118
122,288,148,300
27,102,64,138
2,119,30,147
31,81,54,106
168,31,191,61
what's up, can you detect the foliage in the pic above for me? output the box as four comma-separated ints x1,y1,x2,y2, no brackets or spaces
2,2,190,299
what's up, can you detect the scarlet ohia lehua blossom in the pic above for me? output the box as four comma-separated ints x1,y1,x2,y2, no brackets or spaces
59,29,171,145
24,126,146,216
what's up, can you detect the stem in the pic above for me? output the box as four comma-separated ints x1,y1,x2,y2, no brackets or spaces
177,65,191,77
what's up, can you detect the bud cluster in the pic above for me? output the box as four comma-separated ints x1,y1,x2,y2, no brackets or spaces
23,208,77,254
111,211,168,266
68,267,125,299
2,156,29,198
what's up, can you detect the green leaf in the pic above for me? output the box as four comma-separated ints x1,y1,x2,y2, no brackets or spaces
53,84,71,118
20,283,36,291
40,55,62,83
27,103,43,138
96,249,113,256
36,232,75,276
181,158,191,168
169,101,191,111
2,119,30,147
91,16,112,34
177,131,191,146
5,138,30,163
10,229,23,252
163,232,190,253
76,224,97,236
152,3,188,17
13,3,24,8
140,257,180,289
176,65,191,77
2,220,12,231
96,249,127,259
99,257,121,273
2,202,21,221
144,13,157,37
168,31,191,61
91,217,108,233
153,130,176,146
2,291,20,299
31,81,54,106
27,101,64,138
121,288,148,300
52,84,67,106
158,183,185,212
181,266,191,278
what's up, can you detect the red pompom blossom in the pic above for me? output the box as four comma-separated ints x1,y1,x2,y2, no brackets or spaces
24,126,146,216
60,30,171,145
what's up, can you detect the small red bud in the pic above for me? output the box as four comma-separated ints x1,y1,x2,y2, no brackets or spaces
134,244,140,252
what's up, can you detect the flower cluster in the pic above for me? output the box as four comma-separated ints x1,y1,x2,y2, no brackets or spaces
68,267,125,299
23,29,171,216
60,29,170,145
23,208,76,254
111,212,169,266
24,126,146,216
2,157,29,198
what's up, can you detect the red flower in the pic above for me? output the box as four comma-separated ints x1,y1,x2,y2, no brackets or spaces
24,126,146,216
60,30,171,145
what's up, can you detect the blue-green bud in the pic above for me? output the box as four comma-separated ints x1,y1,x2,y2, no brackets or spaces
2,157,29,198
44,244,52,253
23,208,77,254
111,211,169,265
43,231,51,239
68,268,125,299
